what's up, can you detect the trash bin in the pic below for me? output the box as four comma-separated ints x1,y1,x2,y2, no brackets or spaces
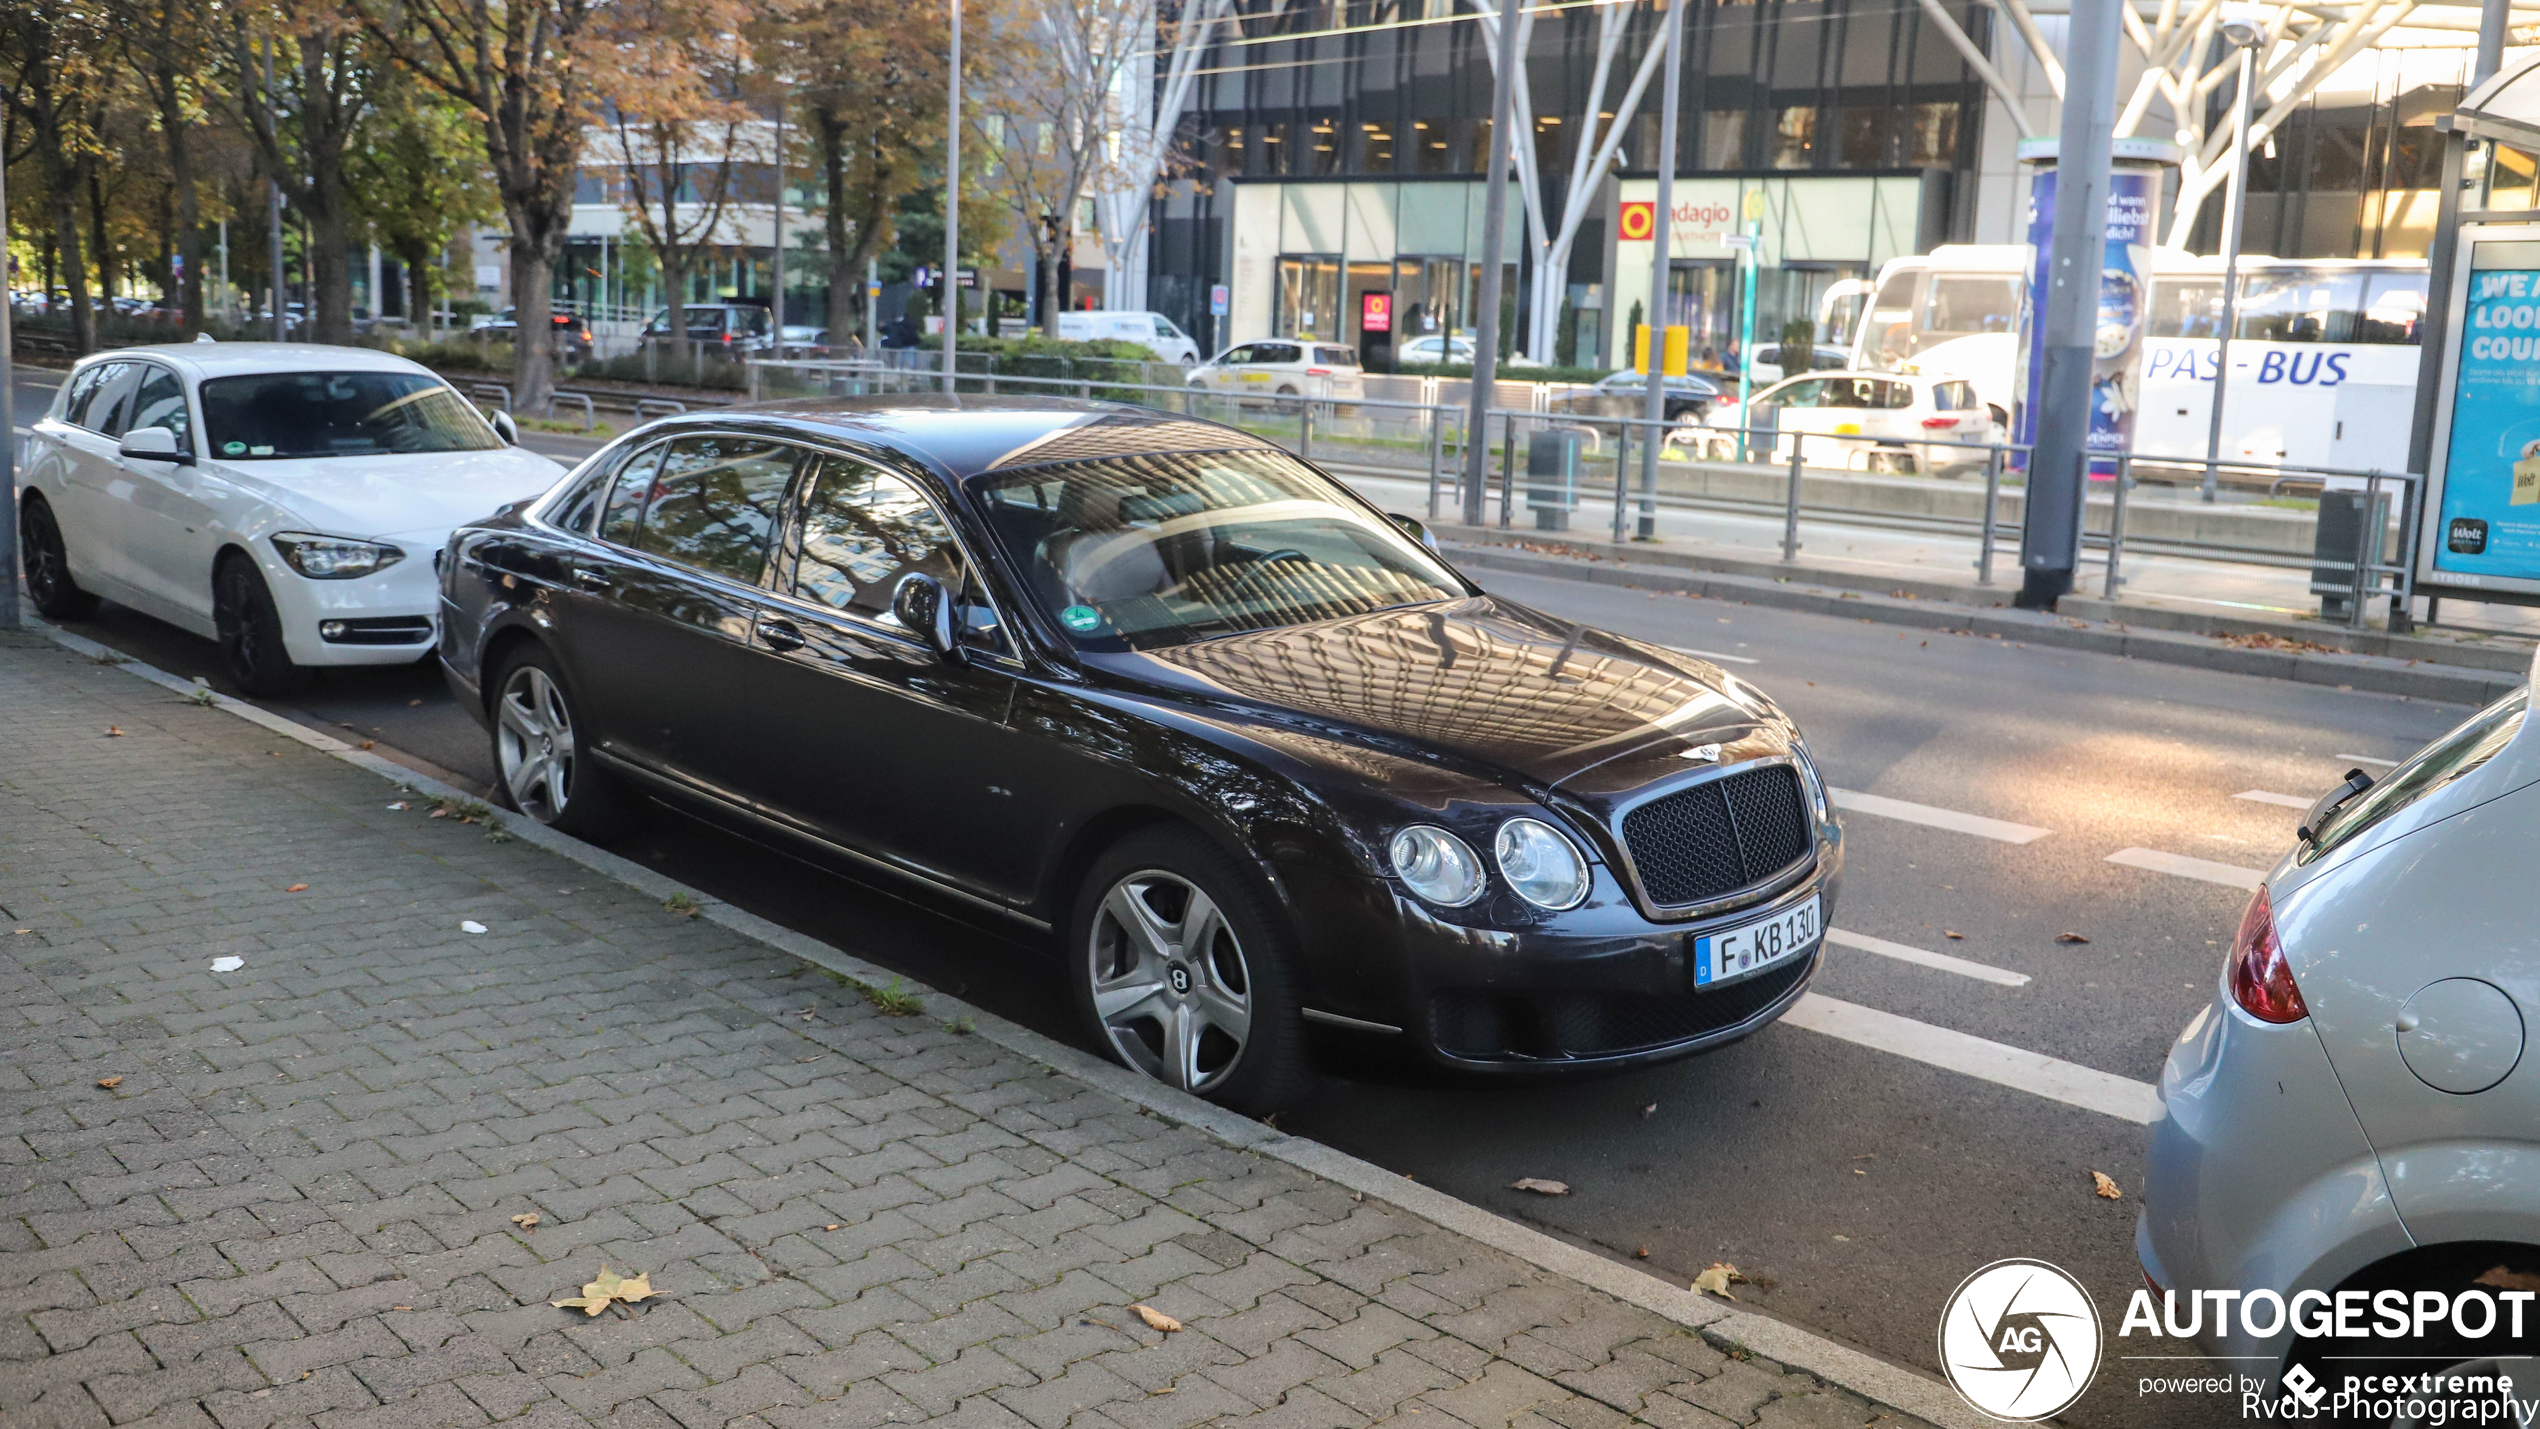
1528,430,1584,532
2310,487,2384,621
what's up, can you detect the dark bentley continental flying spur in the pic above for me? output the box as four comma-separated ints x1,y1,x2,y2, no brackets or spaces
437,396,1842,1111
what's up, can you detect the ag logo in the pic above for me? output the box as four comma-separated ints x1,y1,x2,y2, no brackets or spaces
1937,1259,2101,1421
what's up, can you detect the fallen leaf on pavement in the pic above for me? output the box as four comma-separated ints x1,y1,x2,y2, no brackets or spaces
2055,932,2092,945
2475,1265,2540,1293
552,1265,655,1316
390,1305,413,1312
1943,930,1964,940
105,726,123,737
1634,1246,1649,1259
510,1213,540,1230
1130,1304,1182,1333
823,1224,841,1231
388,802,409,811
2091,1171,2124,1200
359,741,375,750
1693,1263,1746,1299
1510,1178,1570,1195
96,1076,122,1089
285,884,308,893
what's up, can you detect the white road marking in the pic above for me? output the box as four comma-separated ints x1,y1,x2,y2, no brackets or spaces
1828,789,2052,844
1825,928,2030,987
2233,790,2312,809
2105,847,2266,890
1782,993,2161,1123
1661,643,1760,666
2336,754,2400,767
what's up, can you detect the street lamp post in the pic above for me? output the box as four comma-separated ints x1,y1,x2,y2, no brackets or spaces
942,0,962,394
267,38,286,343
1636,0,1687,540
2,154,18,632
1460,0,1524,527
772,96,787,349
2198,21,2262,504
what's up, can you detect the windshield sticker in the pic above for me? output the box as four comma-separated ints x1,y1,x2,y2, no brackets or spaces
249,445,275,456
222,441,246,455
1060,605,1105,633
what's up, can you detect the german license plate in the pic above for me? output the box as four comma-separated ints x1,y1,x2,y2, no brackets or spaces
1693,895,1821,988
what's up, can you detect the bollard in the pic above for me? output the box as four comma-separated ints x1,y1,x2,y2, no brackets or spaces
1426,409,1446,522
1300,401,1315,462
1782,432,1804,562
2104,455,2132,599
1612,420,1631,544
1499,414,1517,529
1977,447,2004,584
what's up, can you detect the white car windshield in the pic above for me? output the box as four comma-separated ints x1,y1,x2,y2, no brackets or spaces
970,447,1464,649
200,372,504,460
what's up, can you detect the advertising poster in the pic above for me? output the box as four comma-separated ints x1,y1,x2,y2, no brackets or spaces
2433,252,2540,583
2014,165,2159,475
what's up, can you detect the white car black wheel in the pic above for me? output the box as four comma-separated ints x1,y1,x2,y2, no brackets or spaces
1070,827,1314,1113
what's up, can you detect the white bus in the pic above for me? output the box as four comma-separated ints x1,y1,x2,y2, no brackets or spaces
1833,246,2428,474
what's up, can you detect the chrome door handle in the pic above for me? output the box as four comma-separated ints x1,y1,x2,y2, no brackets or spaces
569,567,610,591
758,619,805,652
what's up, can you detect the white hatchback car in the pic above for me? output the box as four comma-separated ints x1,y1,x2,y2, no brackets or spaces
1187,340,1368,404
1700,370,1992,474
20,343,564,695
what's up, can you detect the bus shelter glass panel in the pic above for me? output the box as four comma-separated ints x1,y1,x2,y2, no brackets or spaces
1666,261,1739,368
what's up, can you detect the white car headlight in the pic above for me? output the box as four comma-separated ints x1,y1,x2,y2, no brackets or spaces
1389,825,1486,907
271,532,406,580
1494,818,1591,910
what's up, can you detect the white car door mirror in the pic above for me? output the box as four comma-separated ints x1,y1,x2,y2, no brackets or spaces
118,426,191,466
488,409,520,445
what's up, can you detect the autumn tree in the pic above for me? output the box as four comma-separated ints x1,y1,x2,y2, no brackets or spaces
972,0,1136,327
230,0,376,343
365,0,607,409
605,0,752,369
347,64,495,332
1,0,114,350
117,0,218,329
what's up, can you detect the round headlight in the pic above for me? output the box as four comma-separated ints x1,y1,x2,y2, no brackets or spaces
1494,818,1592,910
1389,825,1486,907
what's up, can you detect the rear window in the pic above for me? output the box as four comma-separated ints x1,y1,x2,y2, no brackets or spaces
2302,688,2528,863
1315,346,1358,367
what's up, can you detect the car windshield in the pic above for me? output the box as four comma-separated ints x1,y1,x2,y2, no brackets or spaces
969,446,1465,649
199,372,503,460
2303,687,2528,862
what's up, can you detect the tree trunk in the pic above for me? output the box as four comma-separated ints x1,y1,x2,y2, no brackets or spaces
819,108,857,343
155,66,205,330
507,223,558,412
42,144,95,351
88,166,117,314
303,161,355,343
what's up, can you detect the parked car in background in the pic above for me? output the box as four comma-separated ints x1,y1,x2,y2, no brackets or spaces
1394,334,1546,370
18,342,565,697
777,324,832,358
1702,370,1991,474
643,303,773,354
475,307,593,362
1745,343,1853,382
1054,310,1200,366
2142,687,2540,1405
1186,340,1367,405
435,398,1841,1113
1550,371,1724,426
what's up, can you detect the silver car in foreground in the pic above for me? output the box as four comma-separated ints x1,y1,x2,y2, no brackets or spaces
2143,677,2540,1403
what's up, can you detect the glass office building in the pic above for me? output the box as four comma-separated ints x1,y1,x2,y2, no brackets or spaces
1148,0,1992,367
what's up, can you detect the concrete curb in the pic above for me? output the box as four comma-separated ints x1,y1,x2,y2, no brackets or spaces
30,620,1989,1429
1446,541,2526,708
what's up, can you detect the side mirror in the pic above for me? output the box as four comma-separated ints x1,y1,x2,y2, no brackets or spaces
1388,512,1442,554
118,426,191,465
890,573,962,663
489,409,520,445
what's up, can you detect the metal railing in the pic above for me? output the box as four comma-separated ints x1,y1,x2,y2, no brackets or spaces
738,358,2422,630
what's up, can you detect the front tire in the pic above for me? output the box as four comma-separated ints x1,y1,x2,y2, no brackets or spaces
490,646,635,840
213,555,311,697
1069,826,1315,1114
19,495,99,620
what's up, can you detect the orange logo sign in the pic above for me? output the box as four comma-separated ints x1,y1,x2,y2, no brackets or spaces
1618,201,1656,242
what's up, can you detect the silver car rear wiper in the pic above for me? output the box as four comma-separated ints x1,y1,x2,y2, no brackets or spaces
2298,768,2377,845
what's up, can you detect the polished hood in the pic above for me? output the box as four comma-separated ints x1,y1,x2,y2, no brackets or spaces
1124,597,1771,788
209,447,566,544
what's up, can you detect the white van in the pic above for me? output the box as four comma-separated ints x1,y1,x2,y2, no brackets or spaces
1053,310,1199,366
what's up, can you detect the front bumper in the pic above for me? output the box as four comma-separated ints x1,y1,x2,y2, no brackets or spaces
262,542,445,667
1284,825,1840,1073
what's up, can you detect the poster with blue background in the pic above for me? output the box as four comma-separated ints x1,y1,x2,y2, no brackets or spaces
2436,247,2540,582
2015,165,2159,476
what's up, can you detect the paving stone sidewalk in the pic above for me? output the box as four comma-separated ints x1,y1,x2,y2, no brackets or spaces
0,634,1929,1429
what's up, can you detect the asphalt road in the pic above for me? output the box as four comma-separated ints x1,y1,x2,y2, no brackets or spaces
12,365,2469,1424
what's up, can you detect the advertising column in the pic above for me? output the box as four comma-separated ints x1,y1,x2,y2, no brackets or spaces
2012,138,2180,475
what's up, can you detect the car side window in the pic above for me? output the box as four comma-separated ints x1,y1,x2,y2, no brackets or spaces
792,459,963,622
126,366,192,451
59,366,102,423
70,362,136,433
556,444,644,534
1222,345,1255,365
1878,380,1915,410
1773,380,1824,409
1257,342,1302,364
631,435,799,584
598,444,668,546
